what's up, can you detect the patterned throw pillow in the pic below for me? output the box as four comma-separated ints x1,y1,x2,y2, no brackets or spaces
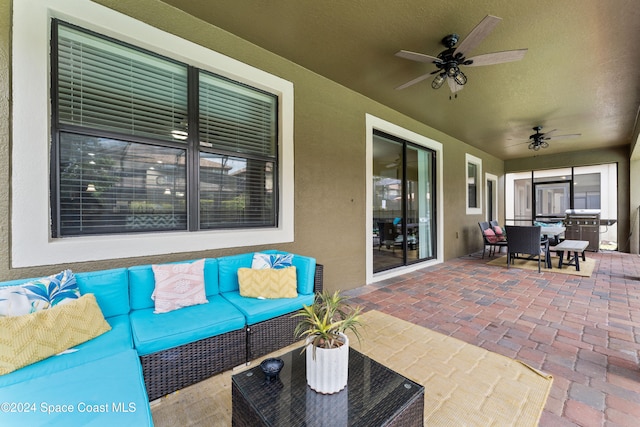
0,270,80,317
238,267,298,299
483,228,499,244
151,259,208,314
251,253,294,270
0,293,111,375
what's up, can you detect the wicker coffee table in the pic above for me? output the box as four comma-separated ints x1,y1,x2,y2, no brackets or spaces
232,347,424,426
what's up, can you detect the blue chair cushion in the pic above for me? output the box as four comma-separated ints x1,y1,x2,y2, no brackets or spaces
222,291,315,325
129,295,246,356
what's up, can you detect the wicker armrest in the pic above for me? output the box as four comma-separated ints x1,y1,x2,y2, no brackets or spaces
313,263,324,293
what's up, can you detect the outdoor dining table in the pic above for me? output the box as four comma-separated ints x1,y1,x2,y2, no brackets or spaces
540,226,566,238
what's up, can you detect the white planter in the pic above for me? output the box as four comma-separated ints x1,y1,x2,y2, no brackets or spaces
305,332,349,394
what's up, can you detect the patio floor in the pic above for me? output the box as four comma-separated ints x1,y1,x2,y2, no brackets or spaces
344,250,640,427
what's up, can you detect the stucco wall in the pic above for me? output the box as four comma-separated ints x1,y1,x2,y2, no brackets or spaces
1,0,504,290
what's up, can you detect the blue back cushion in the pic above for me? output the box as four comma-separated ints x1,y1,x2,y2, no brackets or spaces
0,268,129,319
291,255,317,295
218,251,316,295
218,253,254,293
128,258,219,310
75,268,130,318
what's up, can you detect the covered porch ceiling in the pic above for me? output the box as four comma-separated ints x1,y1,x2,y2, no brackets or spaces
161,0,640,161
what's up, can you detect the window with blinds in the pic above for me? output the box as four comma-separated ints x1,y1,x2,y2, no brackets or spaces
52,20,278,237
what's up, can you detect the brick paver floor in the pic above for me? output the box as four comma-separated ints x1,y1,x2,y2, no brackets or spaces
344,251,640,426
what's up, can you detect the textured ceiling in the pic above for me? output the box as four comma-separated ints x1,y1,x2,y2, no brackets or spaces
161,0,640,160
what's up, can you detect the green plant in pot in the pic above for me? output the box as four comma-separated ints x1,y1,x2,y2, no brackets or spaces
293,290,364,394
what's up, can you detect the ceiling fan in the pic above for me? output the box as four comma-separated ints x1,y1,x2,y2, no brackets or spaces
527,126,582,151
395,15,527,94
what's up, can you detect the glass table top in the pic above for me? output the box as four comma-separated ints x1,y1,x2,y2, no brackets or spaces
232,346,424,426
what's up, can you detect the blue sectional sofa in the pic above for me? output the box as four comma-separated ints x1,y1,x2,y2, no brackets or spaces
0,251,322,426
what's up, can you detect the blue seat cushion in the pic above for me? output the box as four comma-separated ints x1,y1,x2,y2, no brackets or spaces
0,315,133,388
0,349,152,427
129,295,246,356
222,291,315,325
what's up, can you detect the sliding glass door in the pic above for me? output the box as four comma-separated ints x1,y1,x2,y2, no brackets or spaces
372,131,436,273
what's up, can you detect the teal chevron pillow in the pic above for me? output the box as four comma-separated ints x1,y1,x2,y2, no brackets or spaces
0,270,80,317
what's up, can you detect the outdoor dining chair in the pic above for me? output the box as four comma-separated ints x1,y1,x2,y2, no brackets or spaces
479,221,507,259
504,225,550,272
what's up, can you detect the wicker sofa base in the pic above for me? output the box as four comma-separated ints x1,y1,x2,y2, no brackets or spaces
247,312,301,361
143,264,324,400
141,328,246,401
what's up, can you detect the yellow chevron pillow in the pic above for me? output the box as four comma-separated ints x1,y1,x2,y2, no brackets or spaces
238,266,298,299
0,293,111,375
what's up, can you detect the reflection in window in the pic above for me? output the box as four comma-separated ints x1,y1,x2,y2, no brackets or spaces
468,163,478,208
199,154,274,228
58,134,187,235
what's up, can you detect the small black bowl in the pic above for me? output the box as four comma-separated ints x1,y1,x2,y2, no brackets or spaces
260,358,284,382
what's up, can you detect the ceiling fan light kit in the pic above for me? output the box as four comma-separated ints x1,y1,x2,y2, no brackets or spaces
526,126,580,151
396,15,527,94
431,73,446,89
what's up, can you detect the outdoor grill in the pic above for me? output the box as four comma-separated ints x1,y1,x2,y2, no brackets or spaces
564,209,600,251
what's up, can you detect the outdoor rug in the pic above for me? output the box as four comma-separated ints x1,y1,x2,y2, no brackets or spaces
486,254,595,277
151,310,553,426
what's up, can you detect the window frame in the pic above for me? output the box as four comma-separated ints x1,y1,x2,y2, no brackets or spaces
11,0,294,267
51,21,279,236
465,153,482,215
485,172,498,222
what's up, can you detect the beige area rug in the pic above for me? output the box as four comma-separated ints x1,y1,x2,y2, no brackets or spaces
487,254,595,277
151,310,553,426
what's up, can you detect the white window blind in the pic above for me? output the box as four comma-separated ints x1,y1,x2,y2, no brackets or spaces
57,24,188,142
199,72,277,157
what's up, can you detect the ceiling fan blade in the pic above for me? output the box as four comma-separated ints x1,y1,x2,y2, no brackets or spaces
546,133,582,140
395,50,441,64
447,77,464,93
395,73,433,90
465,49,528,67
505,140,528,148
453,15,502,57
536,129,558,141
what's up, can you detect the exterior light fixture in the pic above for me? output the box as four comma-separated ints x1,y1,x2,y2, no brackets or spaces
86,184,96,192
